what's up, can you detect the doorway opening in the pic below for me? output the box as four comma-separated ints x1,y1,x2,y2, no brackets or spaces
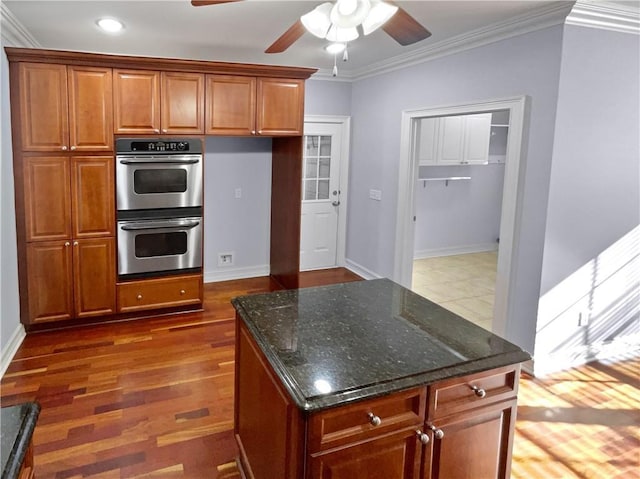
394,97,528,337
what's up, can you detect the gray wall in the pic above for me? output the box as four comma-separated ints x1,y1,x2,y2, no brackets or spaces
535,25,640,372
414,164,504,256
305,79,352,117
346,26,565,353
1,45,22,354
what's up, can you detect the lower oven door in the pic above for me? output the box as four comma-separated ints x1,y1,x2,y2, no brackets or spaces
117,217,203,276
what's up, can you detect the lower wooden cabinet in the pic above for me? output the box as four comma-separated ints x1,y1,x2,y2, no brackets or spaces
117,274,203,313
26,237,115,323
235,320,522,479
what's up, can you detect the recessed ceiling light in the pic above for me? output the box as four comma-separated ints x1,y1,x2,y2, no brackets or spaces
97,18,124,33
325,43,346,54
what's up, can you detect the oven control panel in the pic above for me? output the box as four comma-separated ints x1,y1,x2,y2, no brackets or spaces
116,138,203,154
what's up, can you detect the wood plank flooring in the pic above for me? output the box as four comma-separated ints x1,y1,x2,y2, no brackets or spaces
1,269,638,478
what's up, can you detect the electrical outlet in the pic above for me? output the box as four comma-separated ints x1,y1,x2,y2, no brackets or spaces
218,252,234,267
369,189,382,201
235,188,242,199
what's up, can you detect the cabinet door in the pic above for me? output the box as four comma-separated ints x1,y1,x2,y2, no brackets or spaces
308,429,421,479
113,69,161,134
68,66,113,151
205,75,256,135
463,113,491,165
71,156,115,238
18,63,69,152
26,241,73,323
436,116,465,165
73,238,116,318
417,118,438,166
23,156,71,242
424,400,517,479
256,78,304,136
161,72,205,134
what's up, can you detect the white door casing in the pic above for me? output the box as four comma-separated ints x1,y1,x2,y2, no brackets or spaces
394,96,529,337
301,116,350,271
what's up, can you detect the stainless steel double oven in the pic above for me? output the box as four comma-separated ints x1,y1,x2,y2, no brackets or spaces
116,138,203,278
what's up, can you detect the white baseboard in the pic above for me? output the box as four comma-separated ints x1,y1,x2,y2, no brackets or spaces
532,334,640,377
1,323,25,378
345,259,382,280
204,264,270,283
414,243,498,260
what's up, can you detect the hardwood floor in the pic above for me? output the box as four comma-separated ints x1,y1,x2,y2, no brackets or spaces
1,270,638,478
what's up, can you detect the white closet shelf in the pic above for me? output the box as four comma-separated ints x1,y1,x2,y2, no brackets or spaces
418,176,471,187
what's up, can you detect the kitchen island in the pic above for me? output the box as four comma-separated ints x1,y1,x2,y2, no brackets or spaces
231,278,531,479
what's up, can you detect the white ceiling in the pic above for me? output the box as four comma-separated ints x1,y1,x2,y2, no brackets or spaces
2,1,636,79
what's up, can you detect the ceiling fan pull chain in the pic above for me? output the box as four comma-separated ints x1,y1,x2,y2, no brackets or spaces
343,43,349,62
333,53,339,76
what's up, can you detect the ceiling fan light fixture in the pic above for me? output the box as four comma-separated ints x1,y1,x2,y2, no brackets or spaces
301,2,333,38
325,42,346,54
330,0,371,28
325,25,359,43
361,1,398,35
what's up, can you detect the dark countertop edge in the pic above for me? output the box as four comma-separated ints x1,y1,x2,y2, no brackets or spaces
2,402,40,479
233,301,531,412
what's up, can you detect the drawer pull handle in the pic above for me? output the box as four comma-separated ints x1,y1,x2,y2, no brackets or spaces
470,385,487,398
137,294,143,301
416,430,430,445
428,424,444,440
180,289,186,295
367,413,381,427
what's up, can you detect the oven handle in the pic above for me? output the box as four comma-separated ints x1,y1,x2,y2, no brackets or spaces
119,158,200,165
120,219,200,231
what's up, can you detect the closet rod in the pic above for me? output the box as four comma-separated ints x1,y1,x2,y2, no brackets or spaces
418,176,471,187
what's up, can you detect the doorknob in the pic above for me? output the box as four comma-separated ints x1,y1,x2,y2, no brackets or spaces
332,200,340,207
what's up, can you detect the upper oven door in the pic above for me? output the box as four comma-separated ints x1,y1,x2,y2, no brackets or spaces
116,155,203,211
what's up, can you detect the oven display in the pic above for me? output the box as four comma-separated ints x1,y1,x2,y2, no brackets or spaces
130,141,190,152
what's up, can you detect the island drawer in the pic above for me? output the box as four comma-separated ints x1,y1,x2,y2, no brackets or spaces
428,364,520,419
308,387,426,452
117,274,203,313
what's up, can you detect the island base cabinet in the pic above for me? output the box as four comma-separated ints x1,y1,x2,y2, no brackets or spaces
308,429,422,479
423,399,518,479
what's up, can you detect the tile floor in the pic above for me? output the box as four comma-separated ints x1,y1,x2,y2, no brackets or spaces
412,251,498,330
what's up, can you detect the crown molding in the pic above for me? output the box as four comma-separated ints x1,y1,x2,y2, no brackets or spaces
342,1,575,81
1,3,40,47
566,0,640,34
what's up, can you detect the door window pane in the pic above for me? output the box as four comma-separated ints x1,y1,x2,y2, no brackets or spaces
302,135,332,201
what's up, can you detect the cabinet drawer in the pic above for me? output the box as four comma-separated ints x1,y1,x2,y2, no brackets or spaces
308,388,425,452
428,365,520,419
117,274,202,313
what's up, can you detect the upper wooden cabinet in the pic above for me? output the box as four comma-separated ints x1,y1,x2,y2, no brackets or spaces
257,78,304,136
205,76,304,136
206,75,256,135
113,69,205,134
18,63,113,152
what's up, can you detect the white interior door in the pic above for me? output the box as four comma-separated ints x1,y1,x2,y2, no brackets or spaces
300,122,343,271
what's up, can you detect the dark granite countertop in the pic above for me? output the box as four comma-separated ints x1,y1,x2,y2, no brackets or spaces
1,402,40,479
232,278,531,411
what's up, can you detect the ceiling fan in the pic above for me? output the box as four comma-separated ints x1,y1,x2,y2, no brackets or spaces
191,0,431,54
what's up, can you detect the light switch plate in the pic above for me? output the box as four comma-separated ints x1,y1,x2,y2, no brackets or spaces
369,189,382,201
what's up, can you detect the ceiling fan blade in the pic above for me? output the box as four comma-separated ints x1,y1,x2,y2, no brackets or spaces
265,20,306,54
382,5,431,46
191,0,242,6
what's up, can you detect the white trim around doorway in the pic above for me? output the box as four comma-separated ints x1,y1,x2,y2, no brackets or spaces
393,96,529,337
303,115,351,268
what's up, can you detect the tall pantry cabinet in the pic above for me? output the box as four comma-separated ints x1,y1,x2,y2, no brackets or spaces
12,62,116,324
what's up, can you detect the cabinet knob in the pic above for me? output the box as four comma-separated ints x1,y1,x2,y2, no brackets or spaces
180,289,186,295
428,424,444,440
470,385,486,398
70,146,77,151
367,412,381,427
61,146,68,151
251,130,256,135
73,241,78,246
64,241,70,247
162,129,167,133
416,430,430,445
154,129,160,133
137,294,143,300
